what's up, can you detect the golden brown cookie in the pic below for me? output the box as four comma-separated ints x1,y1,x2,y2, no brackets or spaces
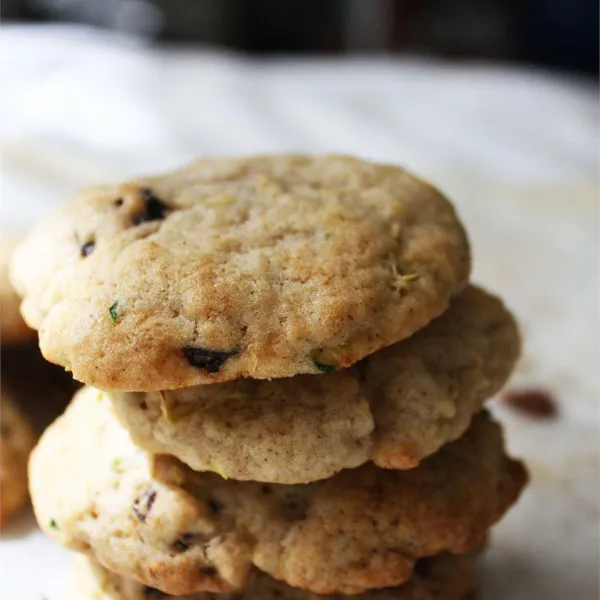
1,237,34,346
69,552,477,600
109,286,519,483
0,390,36,525
11,155,470,390
30,387,526,596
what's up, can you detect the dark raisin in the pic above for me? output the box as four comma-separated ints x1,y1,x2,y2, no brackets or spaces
80,240,95,257
172,533,197,553
261,485,272,495
143,587,167,599
114,197,124,207
183,347,238,374
133,487,157,523
199,565,218,576
133,188,168,225
502,388,558,419
207,497,223,515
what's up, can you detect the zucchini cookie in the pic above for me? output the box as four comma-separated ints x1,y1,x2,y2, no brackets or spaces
109,286,519,483
30,387,526,596
69,551,476,600
11,155,469,390
0,389,36,525
1,237,34,346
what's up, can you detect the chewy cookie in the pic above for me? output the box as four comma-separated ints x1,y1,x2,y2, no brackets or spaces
11,155,470,390
69,552,476,600
0,389,36,525
30,387,526,596
109,286,519,483
1,237,34,346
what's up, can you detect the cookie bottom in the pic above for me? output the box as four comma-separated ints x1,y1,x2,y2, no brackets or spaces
69,552,476,600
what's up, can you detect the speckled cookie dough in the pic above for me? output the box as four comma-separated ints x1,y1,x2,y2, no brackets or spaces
31,387,525,596
11,155,470,390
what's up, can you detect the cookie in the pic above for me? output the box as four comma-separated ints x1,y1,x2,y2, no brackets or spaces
109,286,519,483
1,237,34,346
11,155,470,390
30,387,526,595
0,389,36,525
69,551,476,600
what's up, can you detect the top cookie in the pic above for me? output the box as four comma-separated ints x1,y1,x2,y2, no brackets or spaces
1,238,35,346
10,155,469,390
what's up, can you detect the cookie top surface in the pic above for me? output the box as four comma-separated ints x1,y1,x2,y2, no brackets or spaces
30,387,526,596
11,155,470,390
0,238,35,346
0,389,36,525
110,286,520,483
70,551,476,600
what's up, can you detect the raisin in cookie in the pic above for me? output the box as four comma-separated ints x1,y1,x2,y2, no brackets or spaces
1,237,34,346
0,389,36,525
109,286,519,483
30,387,525,595
69,551,476,600
11,155,470,390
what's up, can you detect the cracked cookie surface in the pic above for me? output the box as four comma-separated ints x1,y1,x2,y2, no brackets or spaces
11,155,469,390
31,387,525,595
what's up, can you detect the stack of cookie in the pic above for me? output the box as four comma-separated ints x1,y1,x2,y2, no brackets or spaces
11,156,527,600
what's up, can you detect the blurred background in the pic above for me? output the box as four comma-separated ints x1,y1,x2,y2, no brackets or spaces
2,0,599,75
0,4,598,600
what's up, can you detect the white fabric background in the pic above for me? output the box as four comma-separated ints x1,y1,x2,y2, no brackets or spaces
0,25,598,600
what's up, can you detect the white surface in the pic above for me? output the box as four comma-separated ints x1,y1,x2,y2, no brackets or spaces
0,25,598,600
